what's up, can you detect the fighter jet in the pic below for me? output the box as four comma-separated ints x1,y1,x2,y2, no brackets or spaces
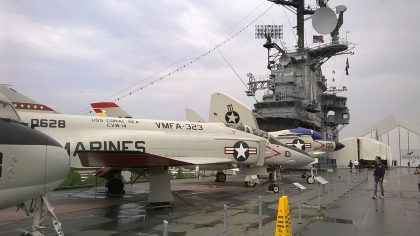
207,92,345,155
193,92,345,183
94,94,341,159
0,84,313,201
0,92,70,236
91,101,315,188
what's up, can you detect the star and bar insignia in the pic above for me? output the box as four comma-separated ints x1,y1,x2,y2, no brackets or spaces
286,139,311,151
224,104,240,124
225,141,257,162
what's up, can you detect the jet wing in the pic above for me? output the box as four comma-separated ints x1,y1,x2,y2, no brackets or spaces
0,84,58,113
169,156,232,165
185,107,206,123
77,151,232,168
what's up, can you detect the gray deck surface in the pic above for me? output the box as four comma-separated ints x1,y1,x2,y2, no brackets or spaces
0,167,419,235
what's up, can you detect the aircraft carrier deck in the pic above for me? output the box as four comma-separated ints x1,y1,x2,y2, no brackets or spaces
0,168,419,236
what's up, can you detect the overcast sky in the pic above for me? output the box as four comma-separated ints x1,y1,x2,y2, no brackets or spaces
1,0,419,139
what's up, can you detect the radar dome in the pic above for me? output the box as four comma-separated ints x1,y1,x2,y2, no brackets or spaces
312,7,337,34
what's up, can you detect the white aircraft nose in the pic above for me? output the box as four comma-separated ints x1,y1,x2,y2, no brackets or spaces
44,140,70,193
297,152,315,166
283,148,314,168
264,143,314,168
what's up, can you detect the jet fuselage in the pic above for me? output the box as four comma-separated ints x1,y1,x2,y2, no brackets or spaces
18,112,314,169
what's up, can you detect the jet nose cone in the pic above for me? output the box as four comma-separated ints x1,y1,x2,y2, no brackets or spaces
45,140,70,193
335,142,345,151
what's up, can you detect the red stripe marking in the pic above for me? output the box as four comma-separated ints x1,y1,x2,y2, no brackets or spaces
264,145,281,160
91,102,119,108
249,148,257,154
313,140,325,151
12,102,53,111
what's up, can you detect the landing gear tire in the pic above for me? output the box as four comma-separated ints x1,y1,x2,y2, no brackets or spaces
306,176,315,184
268,184,280,193
106,178,125,195
245,181,257,187
215,172,226,182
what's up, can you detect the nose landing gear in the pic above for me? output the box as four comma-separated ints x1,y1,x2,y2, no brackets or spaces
302,166,317,184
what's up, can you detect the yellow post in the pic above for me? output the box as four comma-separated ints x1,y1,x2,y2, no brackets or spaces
275,196,292,236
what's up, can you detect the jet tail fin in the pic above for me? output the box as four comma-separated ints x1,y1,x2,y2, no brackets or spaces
0,84,57,113
90,102,132,118
185,108,206,123
209,92,259,129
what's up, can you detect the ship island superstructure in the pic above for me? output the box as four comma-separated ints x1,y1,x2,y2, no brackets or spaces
246,0,353,144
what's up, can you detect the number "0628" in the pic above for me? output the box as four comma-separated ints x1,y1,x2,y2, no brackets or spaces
31,119,66,128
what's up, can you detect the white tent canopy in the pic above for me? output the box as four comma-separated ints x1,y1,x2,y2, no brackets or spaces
361,115,420,167
334,137,392,168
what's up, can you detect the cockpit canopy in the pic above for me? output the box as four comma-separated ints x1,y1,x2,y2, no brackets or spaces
0,93,20,121
225,123,269,138
225,123,284,145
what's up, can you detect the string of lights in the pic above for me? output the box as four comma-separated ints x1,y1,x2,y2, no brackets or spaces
78,3,275,114
111,4,275,102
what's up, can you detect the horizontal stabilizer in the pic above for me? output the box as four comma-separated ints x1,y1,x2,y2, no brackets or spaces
91,102,132,118
185,108,206,123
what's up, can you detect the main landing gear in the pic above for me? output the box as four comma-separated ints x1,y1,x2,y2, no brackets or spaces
105,173,125,195
95,168,125,196
267,165,281,193
215,171,226,182
105,178,125,195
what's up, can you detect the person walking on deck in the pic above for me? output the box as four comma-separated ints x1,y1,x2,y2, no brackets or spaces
373,156,385,199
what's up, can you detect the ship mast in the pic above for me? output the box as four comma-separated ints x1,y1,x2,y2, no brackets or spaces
247,0,353,141
269,0,317,51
